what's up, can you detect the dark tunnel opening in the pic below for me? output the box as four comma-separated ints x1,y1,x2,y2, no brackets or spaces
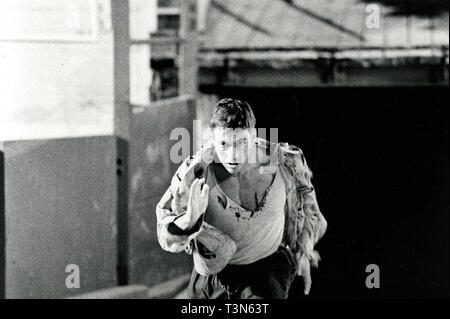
199,85,449,298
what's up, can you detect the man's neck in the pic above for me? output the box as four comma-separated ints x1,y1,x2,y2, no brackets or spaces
213,161,261,182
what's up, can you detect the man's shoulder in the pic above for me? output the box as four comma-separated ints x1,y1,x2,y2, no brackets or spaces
172,142,214,186
277,142,313,180
278,141,304,156
255,138,306,164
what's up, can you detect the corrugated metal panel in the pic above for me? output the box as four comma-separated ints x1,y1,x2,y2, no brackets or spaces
203,0,449,50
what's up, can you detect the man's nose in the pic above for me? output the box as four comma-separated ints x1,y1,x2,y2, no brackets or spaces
231,146,237,162
224,146,237,162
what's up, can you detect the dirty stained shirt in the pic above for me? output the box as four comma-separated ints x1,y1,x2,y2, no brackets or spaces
155,138,327,279
204,164,286,265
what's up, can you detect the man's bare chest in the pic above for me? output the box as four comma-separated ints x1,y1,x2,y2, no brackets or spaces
217,171,275,211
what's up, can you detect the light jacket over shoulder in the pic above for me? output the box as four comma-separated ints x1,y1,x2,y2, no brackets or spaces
155,144,213,253
277,141,327,268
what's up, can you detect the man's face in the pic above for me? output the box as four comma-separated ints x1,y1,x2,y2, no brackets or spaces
211,127,256,174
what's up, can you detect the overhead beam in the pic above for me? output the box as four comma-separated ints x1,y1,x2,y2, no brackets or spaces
200,63,449,88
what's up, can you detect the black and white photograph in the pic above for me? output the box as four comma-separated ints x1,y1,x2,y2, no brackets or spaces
0,0,448,306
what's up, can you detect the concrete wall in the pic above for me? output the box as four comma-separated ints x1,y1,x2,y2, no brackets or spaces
1,136,124,298
128,98,196,286
0,99,203,297
0,0,202,297
0,0,114,141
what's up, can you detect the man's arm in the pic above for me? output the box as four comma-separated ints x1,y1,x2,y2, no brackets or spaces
156,156,208,253
281,143,327,293
295,156,327,263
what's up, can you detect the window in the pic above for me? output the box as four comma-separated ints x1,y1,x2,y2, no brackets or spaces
150,0,183,101
157,0,180,8
157,14,180,33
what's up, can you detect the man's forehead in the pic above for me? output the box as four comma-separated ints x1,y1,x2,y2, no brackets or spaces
212,127,254,140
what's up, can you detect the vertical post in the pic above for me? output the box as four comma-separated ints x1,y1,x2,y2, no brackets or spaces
111,0,130,286
179,0,200,153
112,0,131,141
179,0,199,97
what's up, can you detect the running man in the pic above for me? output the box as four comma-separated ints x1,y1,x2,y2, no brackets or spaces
156,98,327,299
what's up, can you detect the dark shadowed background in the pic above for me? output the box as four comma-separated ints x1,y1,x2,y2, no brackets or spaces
199,85,449,298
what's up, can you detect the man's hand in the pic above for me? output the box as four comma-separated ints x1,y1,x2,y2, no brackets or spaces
296,251,321,295
187,178,209,223
174,178,209,231
298,253,312,295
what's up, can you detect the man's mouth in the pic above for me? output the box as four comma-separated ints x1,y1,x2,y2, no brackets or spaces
227,163,239,167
